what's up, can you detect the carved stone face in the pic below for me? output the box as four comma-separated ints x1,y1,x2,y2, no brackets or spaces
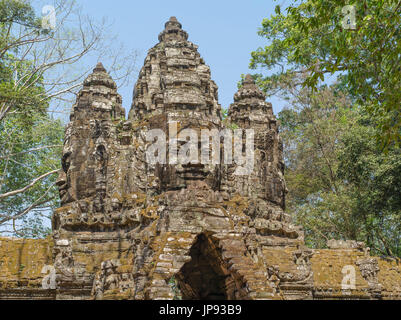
57,122,109,207
56,152,73,205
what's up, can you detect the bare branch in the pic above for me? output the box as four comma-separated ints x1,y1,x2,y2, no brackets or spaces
0,169,59,201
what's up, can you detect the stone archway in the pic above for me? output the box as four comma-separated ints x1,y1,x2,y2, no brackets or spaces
175,233,238,300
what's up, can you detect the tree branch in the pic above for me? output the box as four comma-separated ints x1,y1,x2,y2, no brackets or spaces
0,169,59,201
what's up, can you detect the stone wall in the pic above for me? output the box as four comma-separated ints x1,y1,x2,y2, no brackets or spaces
0,237,54,299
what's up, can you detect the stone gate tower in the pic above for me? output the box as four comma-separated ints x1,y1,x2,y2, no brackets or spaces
0,17,400,300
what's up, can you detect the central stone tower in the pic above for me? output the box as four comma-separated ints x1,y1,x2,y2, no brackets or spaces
129,17,223,192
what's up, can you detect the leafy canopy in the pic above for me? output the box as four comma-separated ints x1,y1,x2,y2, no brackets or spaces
0,0,63,238
251,0,401,147
279,83,401,257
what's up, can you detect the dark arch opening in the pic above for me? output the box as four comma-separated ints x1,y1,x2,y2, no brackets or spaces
175,233,231,300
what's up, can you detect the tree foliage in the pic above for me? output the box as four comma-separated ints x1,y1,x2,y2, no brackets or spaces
0,111,63,237
250,0,401,257
0,0,64,237
278,84,401,257
251,0,401,147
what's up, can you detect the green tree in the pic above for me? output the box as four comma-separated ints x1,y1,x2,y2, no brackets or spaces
0,111,63,238
278,83,401,257
251,0,401,147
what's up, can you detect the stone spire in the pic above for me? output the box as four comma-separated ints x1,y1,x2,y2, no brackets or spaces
158,16,189,42
243,73,254,85
228,74,273,128
94,61,106,72
71,62,125,121
234,74,267,103
83,62,117,90
129,17,221,123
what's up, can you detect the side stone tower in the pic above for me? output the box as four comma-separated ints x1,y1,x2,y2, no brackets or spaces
52,63,136,299
223,74,297,246
55,62,125,211
227,74,286,208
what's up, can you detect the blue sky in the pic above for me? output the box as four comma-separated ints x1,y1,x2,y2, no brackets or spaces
79,0,289,115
